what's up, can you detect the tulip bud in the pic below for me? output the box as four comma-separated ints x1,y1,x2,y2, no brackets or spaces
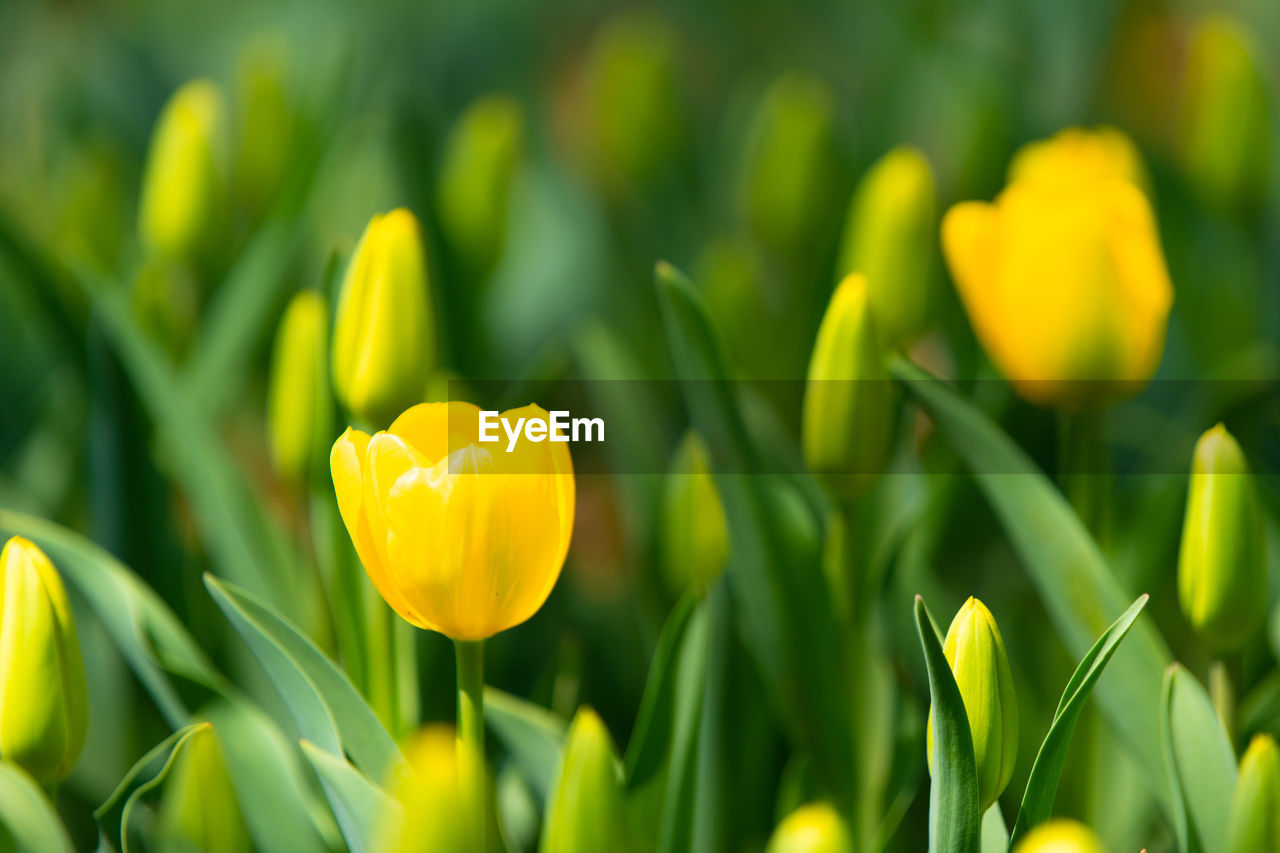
156,724,249,853
660,432,729,593
1227,734,1280,853
1181,16,1270,211
926,597,1017,811
1012,819,1105,853
541,707,624,853
0,537,88,783
267,290,331,481
436,95,522,277
765,803,855,853
739,72,837,256
802,274,894,498
836,146,937,346
331,208,435,425
377,725,470,853
1177,424,1266,650
138,79,226,260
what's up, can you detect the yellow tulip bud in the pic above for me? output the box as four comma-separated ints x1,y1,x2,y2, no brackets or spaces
1012,819,1105,853
836,146,937,345
1181,16,1270,211
377,724,470,853
267,290,331,481
156,724,249,853
0,537,88,783
764,803,855,853
1227,734,1280,853
1008,126,1148,194
541,707,624,853
1178,424,1266,650
331,208,435,425
942,128,1173,407
330,401,574,640
802,274,894,498
138,79,225,260
739,72,836,256
660,432,728,594
436,95,522,276
926,597,1017,811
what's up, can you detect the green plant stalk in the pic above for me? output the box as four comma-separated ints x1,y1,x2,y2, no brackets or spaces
364,589,398,733
1057,411,1109,541
309,489,367,695
455,639,486,850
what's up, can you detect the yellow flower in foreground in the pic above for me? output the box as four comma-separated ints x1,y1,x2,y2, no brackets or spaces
765,802,855,853
331,401,575,640
1008,126,1147,193
1228,734,1280,853
1012,819,1104,853
377,725,470,853
942,127,1173,407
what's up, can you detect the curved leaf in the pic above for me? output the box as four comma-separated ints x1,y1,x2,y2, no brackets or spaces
300,740,396,853
659,597,710,853
0,762,75,853
1161,664,1237,853
485,688,567,802
94,723,208,853
624,592,697,788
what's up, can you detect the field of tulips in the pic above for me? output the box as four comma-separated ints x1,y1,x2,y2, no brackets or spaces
2,1,1280,851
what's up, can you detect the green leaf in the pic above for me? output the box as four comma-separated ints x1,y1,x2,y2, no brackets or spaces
624,592,697,788
1008,594,1149,846
980,805,1009,853
204,574,403,782
94,723,208,853
891,357,1173,816
0,762,75,853
484,688,567,803
1161,664,1237,853
300,740,396,853
914,596,980,853
659,596,710,853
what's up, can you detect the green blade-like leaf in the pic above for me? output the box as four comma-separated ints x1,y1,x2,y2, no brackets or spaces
981,805,1010,853
0,761,75,853
891,357,1173,817
94,723,208,853
624,592,697,788
915,596,981,853
204,574,402,781
300,740,396,853
658,597,711,853
1161,664,1237,853
1009,594,1149,846
484,688,568,803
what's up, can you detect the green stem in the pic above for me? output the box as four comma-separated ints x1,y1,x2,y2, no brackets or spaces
454,639,486,850
365,589,397,733
1057,411,1109,540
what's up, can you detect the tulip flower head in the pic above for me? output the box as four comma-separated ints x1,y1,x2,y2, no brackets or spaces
541,707,624,853
1012,819,1105,853
765,802,855,853
660,431,729,593
0,537,88,783
267,290,331,481
331,401,575,640
157,724,250,853
942,127,1173,407
377,724,470,853
1227,734,1280,853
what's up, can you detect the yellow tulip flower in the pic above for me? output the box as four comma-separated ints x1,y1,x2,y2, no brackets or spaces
765,802,855,853
330,401,575,641
942,127,1173,407
1012,819,1105,853
377,724,470,853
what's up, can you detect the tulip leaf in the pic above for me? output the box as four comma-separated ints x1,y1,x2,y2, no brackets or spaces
1161,664,1237,853
1008,594,1149,846
624,591,697,788
659,595,711,853
890,357,1174,817
94,722,208,853
484,688,568,802
654,261,856,807
0,761,75,853
204,574,403,781
300,739,396,853
981,805,1010,853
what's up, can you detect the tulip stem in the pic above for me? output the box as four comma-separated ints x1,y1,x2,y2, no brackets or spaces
1058,411,1109,540
454,639,486,850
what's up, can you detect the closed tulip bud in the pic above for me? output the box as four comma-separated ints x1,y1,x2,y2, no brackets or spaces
660,432,729,593
331,402,574,640
1007,126,1148,194
739,72,837,256
765,803,855,853
541,707,624,853
1181,16,1270,211
1012,819,1105,853
436,95,522,276
802,274,894,498
1178,424,1266,650
836,146,937,346
377,725,470,853
1227,734,1280,853
0,537,87,783
942,127,1172,407
138,79,226,260
331,208,435,425
267,290,331,481
926,597,1017,811
156,724,249,853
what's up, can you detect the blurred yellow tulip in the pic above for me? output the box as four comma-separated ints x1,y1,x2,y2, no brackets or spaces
156,724,249,853
0,537,88,783
660,431,729,593
1008,126,1147,193
1012,819,1104,853
942,128,1172,407
765,802,855,853
331,401,574,640
267,290,331,481
376,725,470,853
541,707,624,852
1227,734,1280,853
